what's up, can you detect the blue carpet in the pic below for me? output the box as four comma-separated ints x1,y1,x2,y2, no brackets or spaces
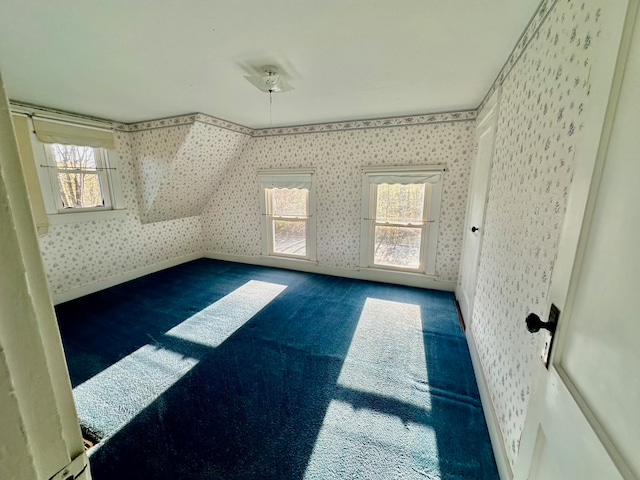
56,259,498,479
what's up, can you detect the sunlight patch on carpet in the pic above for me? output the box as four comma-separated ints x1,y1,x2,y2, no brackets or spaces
165,280,287,348
304,398,441,480
73,280,286,442
303,297,441,479
337,298,431,411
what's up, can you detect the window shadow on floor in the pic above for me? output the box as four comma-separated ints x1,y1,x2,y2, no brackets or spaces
57,259,498,479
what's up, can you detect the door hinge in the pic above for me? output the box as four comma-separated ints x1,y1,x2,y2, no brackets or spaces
49,452,88,480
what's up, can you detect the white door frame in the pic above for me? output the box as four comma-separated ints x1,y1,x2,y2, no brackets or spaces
0,72,89,479
514,0,639,477
457,88,500,325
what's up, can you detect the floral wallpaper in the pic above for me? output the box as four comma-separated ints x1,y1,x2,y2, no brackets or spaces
37,109,475,298
470,0,608,467
131,120,250,223
27,0,626,471
38,131,203,297
201,118,476,283
131,124,191,218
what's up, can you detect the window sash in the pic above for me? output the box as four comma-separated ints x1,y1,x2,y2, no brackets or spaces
259,169,316,262
44,145,113,212
372,224,425,270
265,188,310,259
269,217,309,258
367,182,430,271
56,172,105,209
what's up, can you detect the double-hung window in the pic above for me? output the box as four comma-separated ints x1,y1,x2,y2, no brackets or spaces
44,143,112,210
21,116,125,224
259,170,316,261
360,166,443,274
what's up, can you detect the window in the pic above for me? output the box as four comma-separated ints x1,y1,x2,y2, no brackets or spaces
23,115,125,224
44,143,112,211
259,170,316,261
360,166,443,274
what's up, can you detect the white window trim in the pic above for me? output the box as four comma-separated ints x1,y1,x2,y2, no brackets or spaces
359,165,444,276
25,116,126,225
258,168,317,262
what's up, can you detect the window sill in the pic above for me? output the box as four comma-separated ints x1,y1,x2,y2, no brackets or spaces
260,254,317,264
360,266,437,278
47,208,128,225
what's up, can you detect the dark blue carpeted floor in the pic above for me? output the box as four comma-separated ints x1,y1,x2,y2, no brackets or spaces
56,259,498,479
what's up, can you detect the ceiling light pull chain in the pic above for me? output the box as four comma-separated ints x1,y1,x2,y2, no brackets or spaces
269,90,273,128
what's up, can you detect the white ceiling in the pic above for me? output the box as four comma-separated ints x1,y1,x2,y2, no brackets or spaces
0,0,541,129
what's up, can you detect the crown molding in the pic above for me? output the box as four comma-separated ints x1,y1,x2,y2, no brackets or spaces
122,109,477,137
9,102,477,137
252,110,477,137
121,113,197,132
122,113,253,136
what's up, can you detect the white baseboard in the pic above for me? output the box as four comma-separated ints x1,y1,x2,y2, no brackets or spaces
51,253,202,305
466,327,513,480
51,251,455,305
204,251,456,291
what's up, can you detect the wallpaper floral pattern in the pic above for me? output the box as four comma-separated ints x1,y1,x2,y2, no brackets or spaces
201,119,476,283
470,0,607,467
27,0,624,471
131,124,191,216
132,121,250,223
38,131,203,297
38,110,475,297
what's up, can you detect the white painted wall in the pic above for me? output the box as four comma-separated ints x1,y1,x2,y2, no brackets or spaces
0,348,38,480
0,71,87,479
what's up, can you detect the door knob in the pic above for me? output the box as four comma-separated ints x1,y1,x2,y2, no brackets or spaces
471,226,480,233
526,313,557,334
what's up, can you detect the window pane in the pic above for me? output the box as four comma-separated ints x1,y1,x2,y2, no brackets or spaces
271,188,307,216
375,183,425,223
273,220,306,256
374,226,422,269
57,172,104,208
51,144,97,170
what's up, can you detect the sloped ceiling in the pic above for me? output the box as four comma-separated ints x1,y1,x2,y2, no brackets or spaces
0,0,541,128
131,118,250,223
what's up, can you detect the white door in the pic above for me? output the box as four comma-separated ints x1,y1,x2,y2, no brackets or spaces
457,90,499,324
514,1,639,478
